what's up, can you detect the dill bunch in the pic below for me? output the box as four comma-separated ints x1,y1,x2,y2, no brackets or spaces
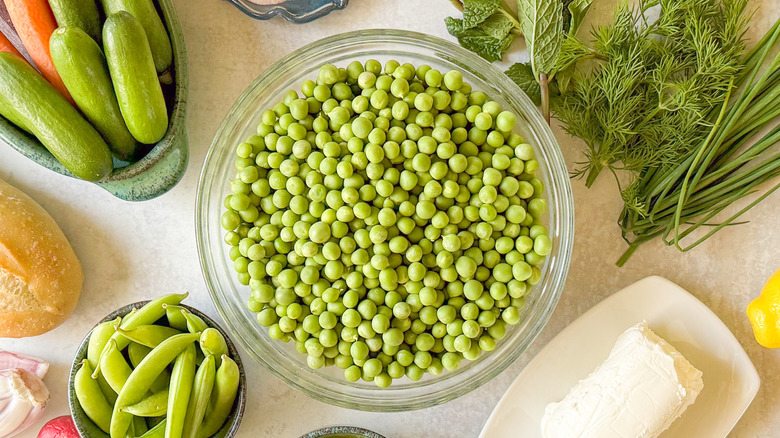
556,0,749,192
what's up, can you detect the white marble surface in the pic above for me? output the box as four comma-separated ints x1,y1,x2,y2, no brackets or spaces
2,0,780,437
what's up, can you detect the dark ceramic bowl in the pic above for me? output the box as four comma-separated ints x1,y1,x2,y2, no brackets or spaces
0,0,188,201
300,426,386,438
226,0,348,23
68,300,246,438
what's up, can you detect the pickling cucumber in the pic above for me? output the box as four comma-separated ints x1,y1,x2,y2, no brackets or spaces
0,52,113,181
99,0,172,73
104,12,168,144
50,27,138,161
47,0,102,43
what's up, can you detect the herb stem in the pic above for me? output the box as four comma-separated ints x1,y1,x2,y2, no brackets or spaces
447,0,464,12
497,7,524,34
540,73,550,124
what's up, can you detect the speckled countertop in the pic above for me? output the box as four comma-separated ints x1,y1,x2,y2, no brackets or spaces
3,1,780,437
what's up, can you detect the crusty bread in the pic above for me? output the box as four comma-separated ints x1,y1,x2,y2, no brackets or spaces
0,177,83,337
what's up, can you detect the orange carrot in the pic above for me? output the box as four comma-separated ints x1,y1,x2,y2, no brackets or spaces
4,0,72,102
0,32,21,57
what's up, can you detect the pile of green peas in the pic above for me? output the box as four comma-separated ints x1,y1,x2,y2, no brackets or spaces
221,59,551,388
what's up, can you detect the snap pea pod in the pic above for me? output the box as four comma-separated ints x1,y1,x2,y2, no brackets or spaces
198,356,239,438
74,360,113,433
199,329,227,368
181,310,208,334
139,419,167,438
120,389,168,417
96,294,187,377
119,325,181,348
164,304,187,331
127,343,152,368
126,342,170,393
88,317,123,403
182,355,215,438
110,333,198,438
88,317,122,369
134,415,148,436
100,339,133,394
150,369,171,394
165,343,196,438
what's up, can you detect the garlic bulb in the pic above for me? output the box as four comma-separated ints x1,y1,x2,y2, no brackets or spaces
0,369,49,438
0,350,49,379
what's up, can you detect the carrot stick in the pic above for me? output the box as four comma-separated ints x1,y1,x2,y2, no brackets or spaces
0,31,20,57
3,0,72,102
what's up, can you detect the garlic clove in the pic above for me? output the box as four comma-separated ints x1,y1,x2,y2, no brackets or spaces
0,369,49,438
0,350,49,379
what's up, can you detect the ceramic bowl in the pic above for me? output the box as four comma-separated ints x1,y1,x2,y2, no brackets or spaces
68,301,246,438
0,0,188,201
226,0,348,23
300,426,386,438
196,30,575,411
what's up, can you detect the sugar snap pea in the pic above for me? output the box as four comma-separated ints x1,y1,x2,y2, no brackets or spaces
181,310,208,334
100,339,133,394
139,419,167,438
119,325,181,348
198,355,239,438
127,343,170,393
89,317,123,403
75,360,113,433
96,294,188,377
134,415,149,436
88,317,122,369
164,304,188,331
199,329,227,367
110,333,198,438
127,343,152,368
165,343,196,438
182,355,216,438
120,389,168,417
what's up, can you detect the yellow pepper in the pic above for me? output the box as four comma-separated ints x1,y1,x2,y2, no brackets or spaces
747,268,780,348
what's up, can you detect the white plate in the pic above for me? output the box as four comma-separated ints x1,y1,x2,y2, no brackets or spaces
479,276,760,438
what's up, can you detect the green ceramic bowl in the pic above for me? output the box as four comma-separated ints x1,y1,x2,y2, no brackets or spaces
0,0,188,201
68,301,246,438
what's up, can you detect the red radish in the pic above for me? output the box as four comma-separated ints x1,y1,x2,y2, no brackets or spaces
37,416,77,438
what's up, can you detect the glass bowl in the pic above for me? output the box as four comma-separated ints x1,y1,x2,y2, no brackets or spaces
196,29,574,411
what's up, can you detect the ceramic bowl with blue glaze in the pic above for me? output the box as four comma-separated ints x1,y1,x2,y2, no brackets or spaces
0,0,188,202
68,301,246,438
226,0,348,23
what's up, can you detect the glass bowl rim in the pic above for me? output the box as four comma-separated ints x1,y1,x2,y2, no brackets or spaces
195,28,575,411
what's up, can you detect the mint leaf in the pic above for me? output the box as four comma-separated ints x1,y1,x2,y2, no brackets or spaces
567,0,593,36
458,29,513,62
478,13,515,40
463,0,501,28
517,0,564,77
506,62,541,105
445,17,468,37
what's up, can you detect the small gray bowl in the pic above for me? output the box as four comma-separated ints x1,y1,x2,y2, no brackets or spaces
68,300,246,438
226,0,348,23
0,0,188,201
300,426,386,438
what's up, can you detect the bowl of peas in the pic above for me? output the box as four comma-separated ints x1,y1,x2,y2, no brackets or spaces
68,295,246,438
196,29,574,411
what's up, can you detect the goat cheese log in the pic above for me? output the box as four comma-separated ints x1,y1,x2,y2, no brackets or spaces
541,322,703,438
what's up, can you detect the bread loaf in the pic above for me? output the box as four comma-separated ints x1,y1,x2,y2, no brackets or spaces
0,177,83,337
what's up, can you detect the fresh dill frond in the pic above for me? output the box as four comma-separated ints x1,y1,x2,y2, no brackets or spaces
555,0,748,188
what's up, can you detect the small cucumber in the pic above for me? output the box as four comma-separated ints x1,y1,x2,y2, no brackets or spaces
50,27,138,161
104,12,168,144
47,0,102,44
99,0,172,73
0,52,113,181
